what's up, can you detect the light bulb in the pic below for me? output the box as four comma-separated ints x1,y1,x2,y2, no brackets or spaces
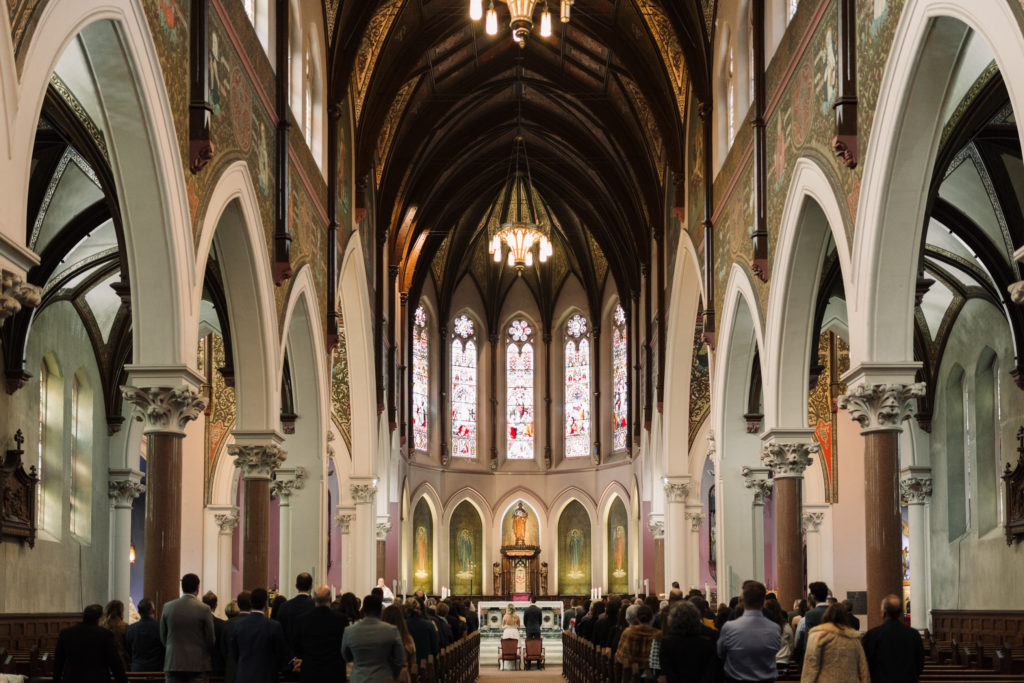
507,251,514,266
486,4,498,35
561,0,572,23
526,251,534,267
539,249,548,263
540,9,552,37
470,0,483,21
494,247,502,263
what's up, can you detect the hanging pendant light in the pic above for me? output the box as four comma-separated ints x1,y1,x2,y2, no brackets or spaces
470,0,483,20
470,0,570,46
487,136,553,275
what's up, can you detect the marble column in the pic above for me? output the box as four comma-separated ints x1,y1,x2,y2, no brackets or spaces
901,469,932,630
663,478,691,594
839,380,924,629
122,385,207,613
230,441,286,590
271,467,306,589
350,479,378,594
761,432,816,609
214,511,239,605
647,514,665,596
685,510,705,591
802,510,825,589
742,467,773,582
335,506,355,592
108,469,145,607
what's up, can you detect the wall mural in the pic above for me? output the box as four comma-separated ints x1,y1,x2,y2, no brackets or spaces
607,497,629,594
558,500,591,594
412,498,433,593
501,500,540,547
449,501,483,594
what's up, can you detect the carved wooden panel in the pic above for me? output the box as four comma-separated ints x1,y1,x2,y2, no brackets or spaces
0,613,79,652
1003,427,1024,545
1,430,37,548
931,610,1024,648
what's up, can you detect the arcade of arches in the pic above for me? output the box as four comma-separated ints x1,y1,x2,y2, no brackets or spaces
2,0,1024,637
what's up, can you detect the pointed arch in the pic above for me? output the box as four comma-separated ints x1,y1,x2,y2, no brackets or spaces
339,232,376,475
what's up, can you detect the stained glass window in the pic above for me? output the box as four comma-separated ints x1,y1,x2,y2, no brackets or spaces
613,304,628,451
564,314,591,458
506,319,535,459
412,305,429,452
451,314,477,458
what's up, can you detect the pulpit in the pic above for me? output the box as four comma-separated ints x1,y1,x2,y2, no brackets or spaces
498,544,541,597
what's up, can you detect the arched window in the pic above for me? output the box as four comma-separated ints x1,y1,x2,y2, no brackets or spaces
727,46,736,143
38,355,64,538
748,4,755,105
451,315,477,458
945,367,968,540
70,372,92,542
564,314,591,458
974,350,999,532
506,319,535,459
288,3,302,120
612,305,628,451
304,48,313,148
412,305,429,452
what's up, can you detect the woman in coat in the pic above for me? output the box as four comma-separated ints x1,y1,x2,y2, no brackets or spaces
800,603,869,683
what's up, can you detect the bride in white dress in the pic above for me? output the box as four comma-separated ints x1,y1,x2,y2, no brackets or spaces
501,604,521,641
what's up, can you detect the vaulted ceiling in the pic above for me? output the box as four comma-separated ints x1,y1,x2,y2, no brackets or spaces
328,0,713,320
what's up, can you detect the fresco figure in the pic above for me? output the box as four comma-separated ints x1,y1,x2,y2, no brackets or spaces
568,529,583,576
512,502,528,545
457,528,473,576
415,526,428,576
613,524,625,575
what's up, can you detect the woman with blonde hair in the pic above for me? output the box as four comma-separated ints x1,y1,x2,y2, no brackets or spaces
99,599,129,668
501,603,521,641
800,603,869,683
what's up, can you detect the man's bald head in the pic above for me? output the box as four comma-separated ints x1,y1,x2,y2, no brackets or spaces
314,585,332,606
881,594,903,621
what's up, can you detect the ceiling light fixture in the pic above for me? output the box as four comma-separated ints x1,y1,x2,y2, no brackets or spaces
472,0,571,47
488,136,552,275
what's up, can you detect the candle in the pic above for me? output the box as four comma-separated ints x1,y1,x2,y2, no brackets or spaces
704,582,709,597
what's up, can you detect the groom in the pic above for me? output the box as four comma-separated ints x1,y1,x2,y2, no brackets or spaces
524,596,542,640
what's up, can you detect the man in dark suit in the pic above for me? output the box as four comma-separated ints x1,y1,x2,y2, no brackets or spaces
125,598,165,671
275,572,316,646
524,595,543,639
201,591,228,675
160,573,215,681
230,588,296,683
54,604,128,683
404,597,439,665
223,591,251,683
464,600,479,634
862,594,926,683
342,594,406,682
293,584,348,682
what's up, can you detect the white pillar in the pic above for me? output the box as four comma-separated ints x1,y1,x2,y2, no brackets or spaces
108,469,144,606
272,467,307,588
214,510,239,610
350,479,378,595
685,509,704,591
663,477,690,594
335,505,357,593
901,470,932,631
742,466,772,582
802,510,825,585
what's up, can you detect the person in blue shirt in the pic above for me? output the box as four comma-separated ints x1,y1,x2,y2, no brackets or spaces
717,580,782,683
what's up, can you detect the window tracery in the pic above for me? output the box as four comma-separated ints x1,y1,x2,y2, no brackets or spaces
506,319,535,459
613,304,628,451
412,305,429,452
451,315,477,458
564,314,591,458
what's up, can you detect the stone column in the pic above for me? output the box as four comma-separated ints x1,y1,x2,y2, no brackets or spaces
230,441,286,590
108,469,145,607
761,432,817,609
839,380,924,629
901,470,932,630
215,511,239,604
663,478,690,594
271,467,306,589
802,510,825,588
685,510,705,591
350,480,378,594
647,514,665,596
335,506,355,592
122,385,207,613
742,466,772,582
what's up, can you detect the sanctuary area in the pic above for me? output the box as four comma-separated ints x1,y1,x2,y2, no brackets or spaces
2,0,1024,679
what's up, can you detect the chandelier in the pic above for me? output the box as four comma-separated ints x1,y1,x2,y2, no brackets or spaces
487,136,553,273
470,0,574,47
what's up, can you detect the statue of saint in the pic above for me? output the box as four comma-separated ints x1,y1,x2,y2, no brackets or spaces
512,502,528,545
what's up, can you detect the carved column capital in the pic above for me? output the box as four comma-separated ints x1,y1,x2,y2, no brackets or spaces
335,508,355,534
900,474,933,505
108,469,145,508
801,511,825,533
838,383,926,433
350,481,377,504
0,270,42,324
761,441,817,479
646,513,665,539
229,443,286,480
376,515,393,540
215,512,240,534
664,479,691,503
271,466,307,500
742,466,774,504
122,386,208,436
685,511,705,532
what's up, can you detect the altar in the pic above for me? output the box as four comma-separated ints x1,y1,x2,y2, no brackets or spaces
476,600,564,638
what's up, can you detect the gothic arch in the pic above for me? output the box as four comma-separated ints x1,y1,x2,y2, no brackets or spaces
339,232,376,476
852,0,1024,368
441,488,492,593
547,488,598,595
493,489,547,550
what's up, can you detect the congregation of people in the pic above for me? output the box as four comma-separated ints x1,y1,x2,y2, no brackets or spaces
565,579,925,683
53,573,479,683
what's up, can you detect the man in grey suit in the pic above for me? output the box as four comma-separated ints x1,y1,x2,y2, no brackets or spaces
160,573,216,682
341,594,405,682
